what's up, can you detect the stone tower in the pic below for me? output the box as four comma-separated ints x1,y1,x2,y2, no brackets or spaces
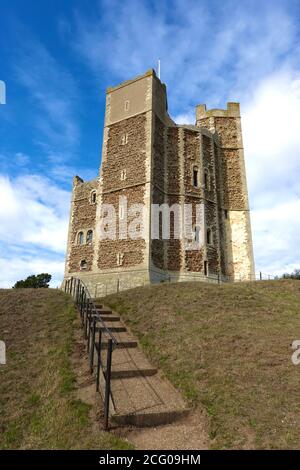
64,70,255,296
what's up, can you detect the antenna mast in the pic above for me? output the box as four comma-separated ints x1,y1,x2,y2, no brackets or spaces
157,59,161,79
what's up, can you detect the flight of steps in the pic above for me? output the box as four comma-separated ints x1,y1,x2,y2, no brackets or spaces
93,303,189,427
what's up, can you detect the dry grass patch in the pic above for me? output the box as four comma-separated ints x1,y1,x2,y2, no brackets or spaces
0,288,131,450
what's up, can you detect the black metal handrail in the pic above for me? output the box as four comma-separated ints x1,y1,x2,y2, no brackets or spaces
64,276,118,430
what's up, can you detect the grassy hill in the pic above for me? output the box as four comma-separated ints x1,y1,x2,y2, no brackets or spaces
0,289,130,450
103,280,300,449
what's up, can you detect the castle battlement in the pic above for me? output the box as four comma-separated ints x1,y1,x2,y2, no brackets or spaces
196,102,241,119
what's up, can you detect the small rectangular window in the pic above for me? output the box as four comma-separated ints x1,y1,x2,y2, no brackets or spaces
207,228,212,245
121,169,127,181
117,253,124,266
193,167,199,187
91,190,97,204
124,100,130,111
121,133,128,145
194,226,200,244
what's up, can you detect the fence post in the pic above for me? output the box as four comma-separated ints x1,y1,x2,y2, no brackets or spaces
82,292,86,324
104,339,113,431
80,289,84,318
89,318,96,374
87,311,91,353
84,299,89,338
73,278,77,298
87,301,92,340
96,329,102,392
76,281,80,304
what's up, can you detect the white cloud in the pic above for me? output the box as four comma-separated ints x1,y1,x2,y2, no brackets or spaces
243,70,300,202
72,0,298,111
240,69,300,275
251,198,300,276
173,112,195,125
0,173,69,287
0,252,64,288
0,174,69,254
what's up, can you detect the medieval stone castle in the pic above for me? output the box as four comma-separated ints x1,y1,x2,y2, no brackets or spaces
64,69,255,296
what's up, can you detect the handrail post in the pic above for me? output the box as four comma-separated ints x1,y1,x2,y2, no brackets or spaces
84,299,89,338
81,292,86,325
80,288,84,316
87,309,91,353
72,277,76,298
70,277,73,297
89,318,96,374
84,302,91,339
76,281,79,304
96,329,102,392
104,339,113,430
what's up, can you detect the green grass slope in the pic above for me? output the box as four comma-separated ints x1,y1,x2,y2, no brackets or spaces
103,280,300,449
0,289,130,450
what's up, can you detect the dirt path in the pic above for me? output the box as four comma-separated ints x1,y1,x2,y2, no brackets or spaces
72,319,209,449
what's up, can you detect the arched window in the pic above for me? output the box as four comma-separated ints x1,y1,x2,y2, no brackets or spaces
86,230,93,244
80,259,87,270
90,190,96,204
193,166,199,187
77,231,84,245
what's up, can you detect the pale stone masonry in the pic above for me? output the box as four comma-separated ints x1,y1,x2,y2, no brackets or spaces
64,69,255,296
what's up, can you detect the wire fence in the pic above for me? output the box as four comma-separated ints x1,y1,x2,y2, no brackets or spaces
90,270,278,298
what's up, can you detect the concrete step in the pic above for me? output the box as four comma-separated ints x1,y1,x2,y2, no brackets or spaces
99,331,137,350
111,368,157,379
97,308,113,315
100,314,120,322
97,325,127,333
98,347,157,379
94,303,103,309
97,339,137,350
110,373,189,427
93,304,189,427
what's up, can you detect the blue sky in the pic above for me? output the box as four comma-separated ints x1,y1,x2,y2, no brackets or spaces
1,0,300,286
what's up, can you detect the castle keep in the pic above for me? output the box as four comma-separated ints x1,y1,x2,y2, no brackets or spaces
64,70,255,296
